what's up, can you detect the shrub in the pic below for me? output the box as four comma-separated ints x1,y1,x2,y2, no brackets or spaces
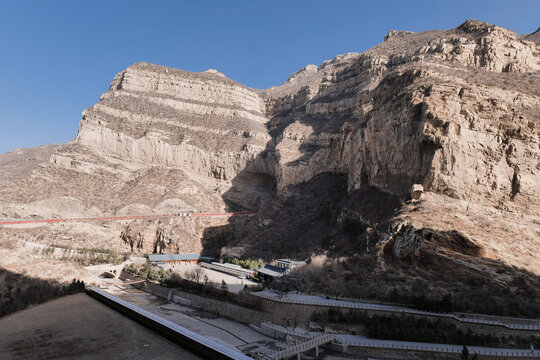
342,218,368,239
225,257,263,270
122,263,171,284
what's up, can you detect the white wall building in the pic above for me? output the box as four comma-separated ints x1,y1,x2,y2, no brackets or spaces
275,259,306,275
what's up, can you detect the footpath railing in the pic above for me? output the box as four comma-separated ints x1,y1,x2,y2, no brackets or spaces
255,321,540,358
341,339,540,358
264,334,332,360
253,291,540,331
256,322,313,340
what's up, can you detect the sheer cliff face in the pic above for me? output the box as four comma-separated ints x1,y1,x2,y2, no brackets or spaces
77,62,269,182
252,20,539,273
259,20,539,209
0,20,538,276
0,64,273,256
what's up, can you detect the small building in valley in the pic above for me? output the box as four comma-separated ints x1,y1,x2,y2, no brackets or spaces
200,262,255,279
257,264,287,282
275,259,306,274
147,253,201,265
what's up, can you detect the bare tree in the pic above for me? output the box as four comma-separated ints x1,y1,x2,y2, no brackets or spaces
194,267,204,283
184,269,196,282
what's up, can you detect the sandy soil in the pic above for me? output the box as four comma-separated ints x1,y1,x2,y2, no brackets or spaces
0,293,202,360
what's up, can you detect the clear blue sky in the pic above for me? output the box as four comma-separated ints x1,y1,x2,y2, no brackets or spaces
0,0,538,154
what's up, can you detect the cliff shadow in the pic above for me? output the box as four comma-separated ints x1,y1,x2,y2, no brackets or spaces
200,170,402,260
200,66,434,259
0,267,85,318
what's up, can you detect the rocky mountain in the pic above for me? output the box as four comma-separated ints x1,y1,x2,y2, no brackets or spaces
520,26,540,45
0,63,272,260
0,144,61,181
0,20,538,309
228,19,540,274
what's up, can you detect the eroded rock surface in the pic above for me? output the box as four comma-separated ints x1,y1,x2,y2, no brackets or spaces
0,20,538,283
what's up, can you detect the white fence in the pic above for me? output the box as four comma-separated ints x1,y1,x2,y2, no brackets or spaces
267,335,332,360
252,322,333,360
253,292,540,331
254,321,540,358
343,340,540,358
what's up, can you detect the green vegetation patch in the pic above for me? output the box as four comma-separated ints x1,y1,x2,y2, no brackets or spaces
223,256,263,271
123,263,172,283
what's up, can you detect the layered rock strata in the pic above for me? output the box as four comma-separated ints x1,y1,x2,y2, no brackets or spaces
0,20,538,279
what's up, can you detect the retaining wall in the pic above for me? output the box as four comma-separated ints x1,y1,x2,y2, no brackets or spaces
121,272,268,326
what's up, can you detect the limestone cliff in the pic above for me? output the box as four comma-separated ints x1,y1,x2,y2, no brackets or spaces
0,20,538,283
244,20,539,274
258,20,539,203
0,64,272,256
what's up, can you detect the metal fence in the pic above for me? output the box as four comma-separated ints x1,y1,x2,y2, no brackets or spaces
264,334,332,360
343,340,540,358
256,321,540,358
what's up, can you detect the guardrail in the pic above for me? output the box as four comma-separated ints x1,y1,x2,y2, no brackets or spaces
265,334,333,360
260,323,313,339
252,292,540,331
86,287,253,360
342,340,540,358
258,321,540,358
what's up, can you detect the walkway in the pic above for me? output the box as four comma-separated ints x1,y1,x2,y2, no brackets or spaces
253,290,540,330
264,334,332,360
339,337,540,358
258,322,540,358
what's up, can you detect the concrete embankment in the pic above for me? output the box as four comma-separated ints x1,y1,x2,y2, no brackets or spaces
86,286,252,360
121,274,268,325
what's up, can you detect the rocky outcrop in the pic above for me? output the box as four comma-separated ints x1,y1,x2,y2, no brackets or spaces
77,62,270,182
120,226,144,252
411,184,423,200
384,30,414,41
382,222,481,262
